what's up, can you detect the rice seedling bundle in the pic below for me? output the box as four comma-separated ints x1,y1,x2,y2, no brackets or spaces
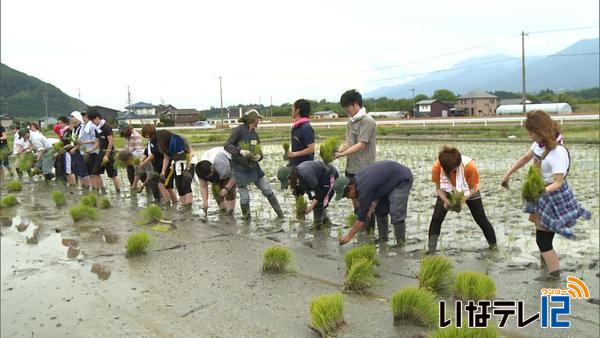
1,194,18,207
126,232,150,256
319,137,340,164
418,255,455,295
52,191,66,207
343,257,375,292
391,287,438,327
309,293,345,336
69,204,98,222
522,166,545,201
262,246,292,273
6,180,23,192
343,244,377,273
454,271,496,301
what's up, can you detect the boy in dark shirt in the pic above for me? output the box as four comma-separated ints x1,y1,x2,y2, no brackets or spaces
286,99,315,167
337,160,413,246
88,112,120,193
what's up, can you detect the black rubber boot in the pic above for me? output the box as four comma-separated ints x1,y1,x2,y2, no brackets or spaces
427,235,439,255
376,216,389,242
313,208,325,229
241,203,251,220
267,194,284,218
393,220,406,246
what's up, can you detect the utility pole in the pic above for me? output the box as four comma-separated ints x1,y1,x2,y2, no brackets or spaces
127,85,132,109
219,76,224,124
521,31,528,114
42,92,48,119
270,96,273,119
410,88,416,117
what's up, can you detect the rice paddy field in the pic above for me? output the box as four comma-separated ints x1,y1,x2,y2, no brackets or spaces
1,138,598,337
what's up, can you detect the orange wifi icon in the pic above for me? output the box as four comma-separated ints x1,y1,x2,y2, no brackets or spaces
566,276,590,299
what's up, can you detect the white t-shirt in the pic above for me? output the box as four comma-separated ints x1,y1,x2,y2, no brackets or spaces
530,142,569,183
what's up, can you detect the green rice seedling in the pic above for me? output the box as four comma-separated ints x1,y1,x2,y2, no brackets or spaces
319,137,340,164
282,142,290,153
207,134,219,142
343,243,377,273
0,148,10,161
18,152,36,172
126,232,151,256
428,323,498,338
345,213,357,228
262,246,292,273
454,271,496,301
295,195,307,220
522,166,545,201
99,197,111,209
0,194,18,207
6,180,23,192
69,204,98,222
337,227,343,240
344,257,375,292
52,191,66,207
141,204,163,223
418,255,455,295
50,141,64,155
309,293,345,336
391,287,438,327
80,194,97,207
239,141,262,157
448,189,464,212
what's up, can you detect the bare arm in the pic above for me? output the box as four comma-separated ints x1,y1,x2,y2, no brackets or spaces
501,150,534,185
199,179,209,209
335,142,367,159
340,219,365,245
545,174,564,194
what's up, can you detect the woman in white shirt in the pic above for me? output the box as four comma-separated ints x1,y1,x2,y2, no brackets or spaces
501,110,590,280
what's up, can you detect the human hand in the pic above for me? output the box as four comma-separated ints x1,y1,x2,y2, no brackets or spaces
334,151,344,159
219,188,228,197
102,155,109,164
339,234,351,245
500,175,510,188
286,151,294,159
240,150,252,158
251,154,261,162
443,201,451,210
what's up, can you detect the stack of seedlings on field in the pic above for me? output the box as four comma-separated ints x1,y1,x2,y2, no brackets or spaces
447,189,464,212
454,271,496,301
428,322,498,338
1,194,18,207
126,232,151,257
418,255,455,295
80,194,97,207
140,204,172,225
295,195,307,220
69,204,98,222
309,293,345,337
343,244,377,273
319,137,340,164
262,246,292,273
52,191,66,207
99,197,111,209
522,166,545,201
344,257,375,292
6,180,23,192
391,287,438,327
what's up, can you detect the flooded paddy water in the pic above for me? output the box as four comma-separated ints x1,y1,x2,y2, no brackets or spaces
1,140,598,337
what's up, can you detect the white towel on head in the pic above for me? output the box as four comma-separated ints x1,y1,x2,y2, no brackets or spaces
440,156,472,197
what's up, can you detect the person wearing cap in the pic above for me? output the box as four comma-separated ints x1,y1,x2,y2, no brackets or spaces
88,111,120,193
334,89,378,234
195,147,236,214
53,116,76,185
286,99,315,167
20,124,55,180
283,160,339,229
156,130,195,207
10,124,31,177
68,111,91,188
338,160,413,246
224,109,284,220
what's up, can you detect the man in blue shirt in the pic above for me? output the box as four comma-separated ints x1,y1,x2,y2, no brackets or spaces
337,160,413,246
286,99,315,167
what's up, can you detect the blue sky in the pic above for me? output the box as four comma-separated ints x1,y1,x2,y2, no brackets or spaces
1,0,598,110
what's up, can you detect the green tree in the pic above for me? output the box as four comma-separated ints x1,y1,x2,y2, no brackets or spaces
413,94,429,103
432,89,457,102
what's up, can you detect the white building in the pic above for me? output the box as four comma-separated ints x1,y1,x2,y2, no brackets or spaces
369,111,406,119
496,103,572,115
313,111,339,119
125,102,157,116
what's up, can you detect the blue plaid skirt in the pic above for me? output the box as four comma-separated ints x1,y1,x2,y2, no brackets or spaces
523,182,591,238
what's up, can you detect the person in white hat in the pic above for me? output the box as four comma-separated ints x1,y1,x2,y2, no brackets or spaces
68,111,91,188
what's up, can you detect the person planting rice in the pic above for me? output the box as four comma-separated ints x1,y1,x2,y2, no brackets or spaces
224,109,284,220
68,111,91,189
19,124,54,181
337,160,413,246
0,125,10,178
501,110,591,280
120,125,145,189
134,124,175,205
156,130,195,207
195,147,237,215
88,111,120,193
286,99,315,167
53,116,76,185
427,146,498,255
279,160,339,229
334,89,379,235
10,124,30,177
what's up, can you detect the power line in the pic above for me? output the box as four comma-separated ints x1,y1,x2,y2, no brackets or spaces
528,26,599,34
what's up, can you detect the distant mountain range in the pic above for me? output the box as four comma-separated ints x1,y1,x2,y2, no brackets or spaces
366,37,599,98
0,63,87,118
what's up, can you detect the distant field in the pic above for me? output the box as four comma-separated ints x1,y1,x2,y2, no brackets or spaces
574,103,600,114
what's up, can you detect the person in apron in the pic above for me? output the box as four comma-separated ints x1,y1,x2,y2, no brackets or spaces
224,109,284,220
156,130,194,207
501,110,590,280
427,146,497,255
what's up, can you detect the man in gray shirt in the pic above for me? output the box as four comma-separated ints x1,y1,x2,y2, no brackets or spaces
334,89,379,236
195,147,236,215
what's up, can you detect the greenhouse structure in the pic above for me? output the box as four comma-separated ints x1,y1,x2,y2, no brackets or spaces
496,103,572,115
